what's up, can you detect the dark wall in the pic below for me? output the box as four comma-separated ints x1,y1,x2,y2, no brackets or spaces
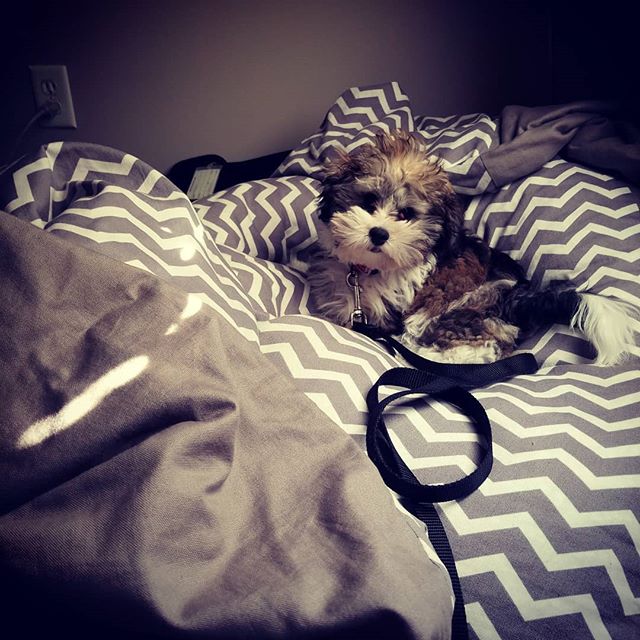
549,1,638,119
2,1,555,173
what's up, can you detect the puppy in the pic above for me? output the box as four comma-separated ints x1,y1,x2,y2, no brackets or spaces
307,131,637,364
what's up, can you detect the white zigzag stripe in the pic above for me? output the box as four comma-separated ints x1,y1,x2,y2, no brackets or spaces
390,81,409,104
42,143,64,223
475,165,617,238
579,273,640,301
220,247,306,316
137,168,167,195
539,246,640,285
433,150,479,173
60,207,221,282
351,84,412,120
4,142,60,216
386,406,480,444
50,180,192,206
260,321,382,382
69,153,137,182
47,223,258,339
457,172,493,196
418,116,494,140
493,443,640,489
427,128,494,153
506,369,639,387
482,392,640,431
327,108,370,131
224,258,269,314
526,223,640,277
213,183,256,251
305,392,366,435
105,183,194,203
253,180,280,258
488,183,632,248
463,195,482,223
389,432,640,490
282,156,317,175
417,128,472,141
477,384,640,412
239,206,258,257
482,477,640,555
124,259,153,273
267,263,307,314
192,202,210,221
280,183,309,255
464,602,500,640
314,137,356,157
323,321,399,369
495,402,640,451
202,201,240,246
45,140,64,165
248,259,296,315
88,185,200,216
518,325,580,359
512,202,639,260
456,553,610,639
446,502,640,618
259,341,367,412
6,156,52,213
259,313,399,371
539,350,589,368
388,435,640,551
419,113,494,129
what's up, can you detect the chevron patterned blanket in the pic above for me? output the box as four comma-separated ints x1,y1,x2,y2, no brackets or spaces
1,82,639,639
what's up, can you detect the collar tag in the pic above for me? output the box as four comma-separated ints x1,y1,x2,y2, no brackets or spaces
347,266,367,327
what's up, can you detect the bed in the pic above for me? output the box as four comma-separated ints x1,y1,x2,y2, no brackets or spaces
1,82,638,640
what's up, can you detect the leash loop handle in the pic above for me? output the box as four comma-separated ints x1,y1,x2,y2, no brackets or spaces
353,321,539,640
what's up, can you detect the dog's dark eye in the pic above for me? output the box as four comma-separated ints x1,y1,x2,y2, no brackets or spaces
397,207,415,221
360,193,378,213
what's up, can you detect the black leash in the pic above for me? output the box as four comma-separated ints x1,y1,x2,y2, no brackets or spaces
352,321,539,639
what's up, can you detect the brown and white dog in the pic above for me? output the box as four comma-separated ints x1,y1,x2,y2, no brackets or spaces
307,130,637,364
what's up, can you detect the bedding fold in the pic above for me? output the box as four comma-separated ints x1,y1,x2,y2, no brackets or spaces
0,212,452,639
482,100,640,187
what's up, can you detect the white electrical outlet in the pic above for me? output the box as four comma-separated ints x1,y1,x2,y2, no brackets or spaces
29,65,77,128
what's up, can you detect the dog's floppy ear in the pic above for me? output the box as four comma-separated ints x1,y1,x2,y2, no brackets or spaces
319,147,354,182
432,190,465,261
318,148,360,223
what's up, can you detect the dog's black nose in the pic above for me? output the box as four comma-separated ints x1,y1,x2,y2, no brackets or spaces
369,227,389,246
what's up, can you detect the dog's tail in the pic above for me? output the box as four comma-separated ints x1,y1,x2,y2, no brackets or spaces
502,283,638,365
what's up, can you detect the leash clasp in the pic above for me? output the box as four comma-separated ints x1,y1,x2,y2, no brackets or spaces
347,266,367,327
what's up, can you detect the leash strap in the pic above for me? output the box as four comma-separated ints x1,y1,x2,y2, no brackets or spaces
353,322,538,639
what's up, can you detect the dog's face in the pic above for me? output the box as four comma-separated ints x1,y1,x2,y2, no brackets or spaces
318,131,463,272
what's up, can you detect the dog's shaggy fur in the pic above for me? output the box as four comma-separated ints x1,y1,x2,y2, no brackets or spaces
308,131,637,364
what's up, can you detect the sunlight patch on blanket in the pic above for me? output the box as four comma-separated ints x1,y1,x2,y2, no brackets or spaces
179,238,198,261
165,293,203,335
17,355,150,448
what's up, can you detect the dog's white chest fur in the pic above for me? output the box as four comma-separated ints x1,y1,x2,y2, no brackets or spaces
308,257,435,331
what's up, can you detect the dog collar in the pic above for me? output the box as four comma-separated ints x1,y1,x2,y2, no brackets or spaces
350,263,379,276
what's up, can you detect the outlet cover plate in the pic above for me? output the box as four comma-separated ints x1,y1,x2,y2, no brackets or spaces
29,65,77,128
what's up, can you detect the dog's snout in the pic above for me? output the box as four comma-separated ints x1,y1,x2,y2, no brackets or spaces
369,227,389,246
